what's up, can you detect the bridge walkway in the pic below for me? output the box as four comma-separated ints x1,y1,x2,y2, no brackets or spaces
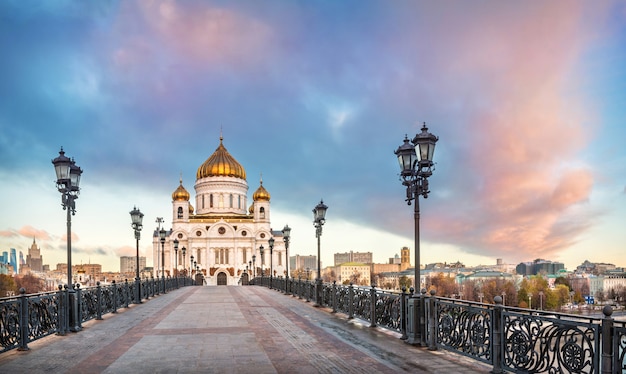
0,286,491,373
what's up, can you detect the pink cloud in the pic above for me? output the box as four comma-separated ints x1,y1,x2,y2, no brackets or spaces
415,2,608,262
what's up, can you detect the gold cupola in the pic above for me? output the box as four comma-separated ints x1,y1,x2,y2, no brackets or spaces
172,178,190,201
253,178,270,201
196,136,246,180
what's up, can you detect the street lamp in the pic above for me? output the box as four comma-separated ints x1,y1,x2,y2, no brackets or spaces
173,238,179,287
190,255,194,278
282,225,291,294
529,294,532,309
182,246,186,281
52,147,83,333
501,291,506,306
539,291,544,310
252,255,256,278
130,206,144,303
259,245,265,277
313,200,328,307
268,237,274,289
158,228,166,291
394,123,438,291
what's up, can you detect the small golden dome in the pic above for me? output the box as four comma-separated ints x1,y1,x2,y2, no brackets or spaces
249,204,254,214
253,179,270,201
172,178,190,201
189,204,194,214
196,136,246,180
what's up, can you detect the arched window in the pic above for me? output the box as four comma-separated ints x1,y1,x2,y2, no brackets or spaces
210,194,214,208
260,207,265,219
229,194,233,208
177,207,183,219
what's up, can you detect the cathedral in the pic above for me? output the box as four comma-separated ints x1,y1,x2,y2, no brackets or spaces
152,136,286,286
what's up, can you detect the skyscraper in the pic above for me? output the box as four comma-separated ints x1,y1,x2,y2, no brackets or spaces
9,248,17,274
26,238,44,272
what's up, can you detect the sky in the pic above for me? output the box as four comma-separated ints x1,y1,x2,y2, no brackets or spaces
1,1,625,273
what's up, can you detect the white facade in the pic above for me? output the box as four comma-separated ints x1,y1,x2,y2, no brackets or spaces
152,137,286,286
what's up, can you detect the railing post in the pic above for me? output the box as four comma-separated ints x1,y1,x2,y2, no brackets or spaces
332,281,338,313
406,287,421,345
76,283,83,330
348,283,354,319
491,295,504,373
369,283,377,328
135,277,142,304
419,288,427,346
124,279,130,308
400,287,408,340
601,305,614,374
57,284,67,335
96,281,103,320
17,288,29,351
305,281,311,303
428,289,437,350
112,281,118,314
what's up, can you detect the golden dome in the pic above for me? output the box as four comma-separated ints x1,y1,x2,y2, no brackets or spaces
249,204,254,214
189,204,194,214
253,179,270,201
196,136,246,180
172,178,190,201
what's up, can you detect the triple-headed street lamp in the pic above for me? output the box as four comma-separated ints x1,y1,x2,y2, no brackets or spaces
313,200,328,307
130,206,144,303
52,148,83,333
282,225,291,294
394,123,438,290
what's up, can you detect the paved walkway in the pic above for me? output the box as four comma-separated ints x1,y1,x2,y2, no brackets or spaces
0,286,492,373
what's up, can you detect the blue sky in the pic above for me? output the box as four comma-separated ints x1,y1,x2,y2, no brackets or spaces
1,1,625,272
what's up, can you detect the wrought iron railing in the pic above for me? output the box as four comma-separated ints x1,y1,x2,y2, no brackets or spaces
0,275,194,353
253,276,626,373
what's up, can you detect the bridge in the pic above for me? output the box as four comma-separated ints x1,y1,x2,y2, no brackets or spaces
0,284,490,373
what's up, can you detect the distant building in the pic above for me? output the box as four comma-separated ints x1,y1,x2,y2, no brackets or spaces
26,238,43,272
120,256,147,276
334,262,371,285
9,248,17,274
290,255,318,277
516,259,564,276
334,251,372,265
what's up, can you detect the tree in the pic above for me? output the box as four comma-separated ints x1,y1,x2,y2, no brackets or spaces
398,276,412,290
0,274,18,297
15,273,46,294
429,273,457,297
554,276,571,291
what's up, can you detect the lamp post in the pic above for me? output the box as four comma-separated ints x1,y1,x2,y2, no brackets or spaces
173,239,179,288
190,255,194,278
313,200,328,307
268,237,274,289
130,206,144,303
502,291,506,306
282,225,291,294
248,260,252,279
252,255,256,278
539,291,544,310
52,147,83,333
259,245,265,278
158,228,166,292
394,123,438,291
181,246,186,284
529,294,532,309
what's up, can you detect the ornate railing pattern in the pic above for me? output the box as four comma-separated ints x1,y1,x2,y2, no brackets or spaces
436,299,492,364
0,275,193,353
254,276,626,373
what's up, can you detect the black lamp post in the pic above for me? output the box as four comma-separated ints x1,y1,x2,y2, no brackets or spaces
394,123,438,291
282,225,291,294
52,147,83,333
173,238,179,288
182,246,186,279
259,245,265,278
248,260,252,279
158,228,166,291
268,237,274,289
313,200,328,307
252,255,256,278
130,206,144,303
190,255,194,278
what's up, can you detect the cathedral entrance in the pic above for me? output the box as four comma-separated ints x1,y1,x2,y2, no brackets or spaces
217,272,227,286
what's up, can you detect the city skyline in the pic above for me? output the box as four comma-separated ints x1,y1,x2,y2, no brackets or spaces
1,2,625,273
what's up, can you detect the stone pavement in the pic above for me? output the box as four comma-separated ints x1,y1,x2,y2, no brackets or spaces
0,286,492,373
